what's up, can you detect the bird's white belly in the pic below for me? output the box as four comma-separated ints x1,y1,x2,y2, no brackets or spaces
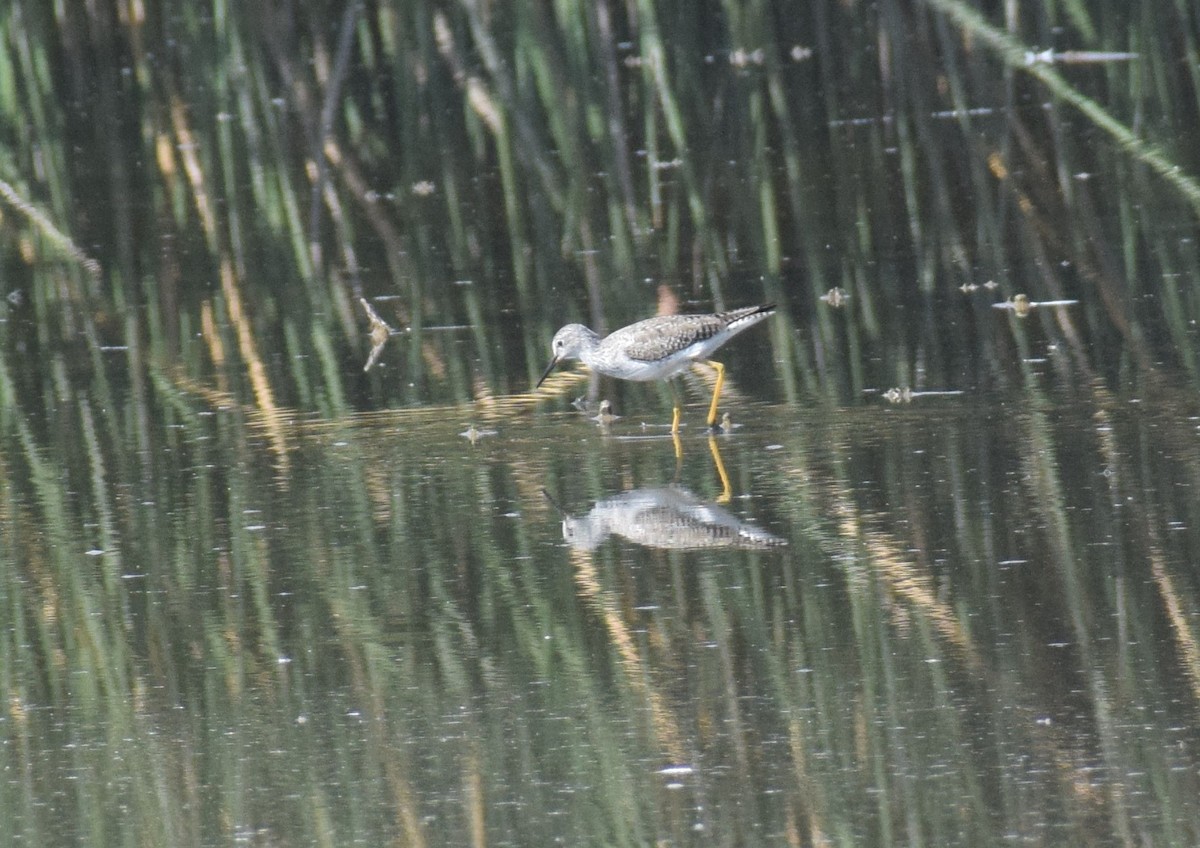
587,352,699,381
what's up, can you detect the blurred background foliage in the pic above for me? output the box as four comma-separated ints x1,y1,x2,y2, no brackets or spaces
1,0,1197,414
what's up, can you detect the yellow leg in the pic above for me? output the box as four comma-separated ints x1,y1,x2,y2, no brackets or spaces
667,378,683,434
672,428,683,461
704,360,725,428
707,435,732,503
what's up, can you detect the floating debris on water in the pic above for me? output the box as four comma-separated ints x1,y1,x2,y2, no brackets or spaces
728,47,765,68
992,294,1079,318
876,387,966,404
820,287,849,307
1024,50,1139,66
460,424,498,444
592,399,621,426
360,297,399,372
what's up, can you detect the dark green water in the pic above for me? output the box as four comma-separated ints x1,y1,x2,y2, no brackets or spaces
3,1,1200,845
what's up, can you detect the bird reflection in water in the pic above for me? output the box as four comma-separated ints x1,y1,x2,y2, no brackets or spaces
545,438,784,550
549,485,786,551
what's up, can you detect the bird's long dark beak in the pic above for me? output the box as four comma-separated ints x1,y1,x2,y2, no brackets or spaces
540,488,566,516
536,355,560,389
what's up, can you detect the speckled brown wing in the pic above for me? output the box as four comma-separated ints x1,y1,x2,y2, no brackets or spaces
619,314,724,362
630,506,788,549
618,305,774,362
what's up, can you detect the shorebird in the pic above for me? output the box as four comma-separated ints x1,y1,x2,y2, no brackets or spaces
536,304,775,432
